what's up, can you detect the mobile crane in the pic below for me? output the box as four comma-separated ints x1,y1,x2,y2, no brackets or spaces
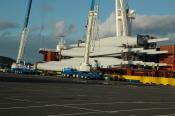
62,0,103,80
11,0,34,74
79,0,97,72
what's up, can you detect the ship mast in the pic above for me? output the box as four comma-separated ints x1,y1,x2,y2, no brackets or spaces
79,0,97,71
16,0,32,64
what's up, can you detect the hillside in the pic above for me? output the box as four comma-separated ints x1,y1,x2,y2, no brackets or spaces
0,56,15,68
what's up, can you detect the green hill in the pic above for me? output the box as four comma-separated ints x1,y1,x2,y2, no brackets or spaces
0,56,15,68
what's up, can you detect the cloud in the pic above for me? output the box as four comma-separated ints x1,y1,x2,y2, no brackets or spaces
54,21,76,37
0,20,18,31
133,15,175,35
54,21,65,37
0,24,76,63
30,24,44,34
98,12,116,38
98,12,175,37
0,19,77,63
67,24,76,35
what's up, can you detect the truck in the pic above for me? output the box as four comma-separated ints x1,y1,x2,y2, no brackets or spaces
61,68,104,80
11,61,35,74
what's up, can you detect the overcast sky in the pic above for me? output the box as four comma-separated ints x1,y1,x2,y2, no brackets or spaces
0,0,175,63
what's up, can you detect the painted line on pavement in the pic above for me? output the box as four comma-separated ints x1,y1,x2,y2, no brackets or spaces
48,107,175,116
5,97,32,102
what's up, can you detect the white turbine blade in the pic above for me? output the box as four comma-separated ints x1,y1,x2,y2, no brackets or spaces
148,38,169,43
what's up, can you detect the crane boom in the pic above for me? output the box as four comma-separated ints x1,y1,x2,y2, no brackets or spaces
79,0,97,71
23,0,32,29
16,0,32,64
90,0,95,11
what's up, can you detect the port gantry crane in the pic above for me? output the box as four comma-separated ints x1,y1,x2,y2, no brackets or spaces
11,0,33,73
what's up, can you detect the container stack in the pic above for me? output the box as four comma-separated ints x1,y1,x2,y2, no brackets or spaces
160,45,175,70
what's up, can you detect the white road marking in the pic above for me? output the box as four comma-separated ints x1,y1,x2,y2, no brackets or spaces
3,86,42,92
63,105,102,112
155,114,175,116
8,87,41,92
0,101,175,110
0,103,102,112
0,104,58,110
47,111,102,116
5,97,32,102
76,95,87,97
48,107,175,116
0,102,18,105
108,107,175,113
129,115,136,116
63,101,175,106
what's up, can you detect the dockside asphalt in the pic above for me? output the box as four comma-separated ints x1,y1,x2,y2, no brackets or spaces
0,73,175,116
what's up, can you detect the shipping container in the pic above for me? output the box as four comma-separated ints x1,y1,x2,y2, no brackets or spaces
160,45,175,54
159,54,175,64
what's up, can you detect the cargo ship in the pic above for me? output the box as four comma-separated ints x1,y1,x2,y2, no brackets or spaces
36,0,175,86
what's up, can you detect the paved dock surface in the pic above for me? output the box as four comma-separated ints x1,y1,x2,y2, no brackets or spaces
0,75,175,116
